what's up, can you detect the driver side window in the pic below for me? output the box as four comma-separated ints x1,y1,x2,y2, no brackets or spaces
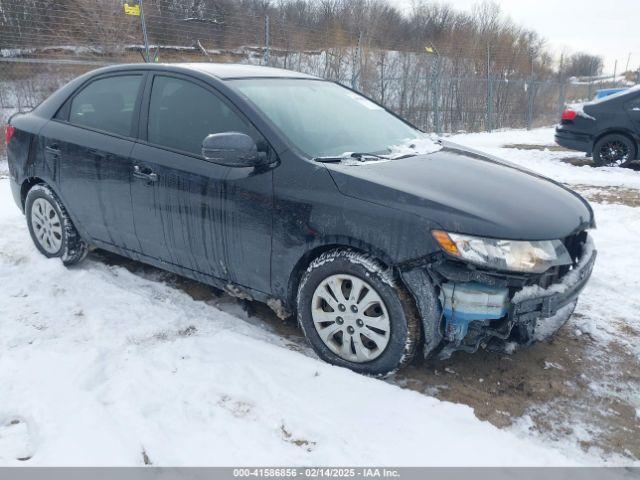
148,75,252,156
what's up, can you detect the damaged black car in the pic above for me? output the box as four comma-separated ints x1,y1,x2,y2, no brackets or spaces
5,63,596,376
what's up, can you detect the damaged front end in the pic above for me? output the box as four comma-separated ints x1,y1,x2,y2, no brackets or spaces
401,230,597,359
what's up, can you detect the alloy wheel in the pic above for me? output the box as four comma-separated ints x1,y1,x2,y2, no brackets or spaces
599,140,630,166
30,197,63,254
311,274,391,363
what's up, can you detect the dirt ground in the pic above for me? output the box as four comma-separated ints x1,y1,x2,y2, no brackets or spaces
570,184,640,207
96,249,640,462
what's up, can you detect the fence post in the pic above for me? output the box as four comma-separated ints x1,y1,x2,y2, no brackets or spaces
139,0,151,63
486,77,493,132
558,79,566,117
558,55,565,117
526,78,534,130
432,55,441,134
264,15,270,66
351,31,363,90
486,44,492,132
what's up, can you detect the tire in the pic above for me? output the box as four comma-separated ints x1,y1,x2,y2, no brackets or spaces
593,134,636,167
25,184,88,266
297,249,420,377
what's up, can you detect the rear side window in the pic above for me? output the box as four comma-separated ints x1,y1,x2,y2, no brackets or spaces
148,75,251,156
69,75,142,137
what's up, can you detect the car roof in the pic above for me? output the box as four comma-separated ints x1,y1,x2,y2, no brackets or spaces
31,62,322,120
98,62,319,80
181,63,319,79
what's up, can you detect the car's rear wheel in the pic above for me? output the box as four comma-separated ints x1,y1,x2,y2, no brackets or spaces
297,249,420,377
25,184,88,266
593,134,636,167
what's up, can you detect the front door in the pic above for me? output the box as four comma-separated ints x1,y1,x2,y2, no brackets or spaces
41,74,144,252
626,95,640,135
130,74,273,293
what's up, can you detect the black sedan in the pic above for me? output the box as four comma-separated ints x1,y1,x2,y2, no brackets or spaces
555,85,640,167
5,63,596,376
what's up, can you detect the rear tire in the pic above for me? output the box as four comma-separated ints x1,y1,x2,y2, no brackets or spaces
25,184,88,266
296,249,420,377
593,134,636,167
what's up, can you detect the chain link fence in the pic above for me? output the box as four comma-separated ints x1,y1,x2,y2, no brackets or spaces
0,0,633,140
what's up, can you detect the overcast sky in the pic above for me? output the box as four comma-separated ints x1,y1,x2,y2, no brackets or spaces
391,0,640,75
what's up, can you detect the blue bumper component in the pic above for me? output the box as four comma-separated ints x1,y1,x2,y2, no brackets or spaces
440,282,509,342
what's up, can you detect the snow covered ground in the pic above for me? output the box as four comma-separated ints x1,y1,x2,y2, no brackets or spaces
1,127,639,466
450,128,640,189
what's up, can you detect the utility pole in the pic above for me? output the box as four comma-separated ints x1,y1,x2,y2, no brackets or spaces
625,53,632,74
613,59,618,83
139,0,151,63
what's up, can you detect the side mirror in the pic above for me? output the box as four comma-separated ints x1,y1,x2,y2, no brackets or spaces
202,132,267,167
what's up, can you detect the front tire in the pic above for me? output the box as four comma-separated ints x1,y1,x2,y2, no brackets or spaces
297,250,420,377
25,184,88,266
593,134,636,167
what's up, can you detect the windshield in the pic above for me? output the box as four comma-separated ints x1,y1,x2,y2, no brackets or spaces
231,78,434,159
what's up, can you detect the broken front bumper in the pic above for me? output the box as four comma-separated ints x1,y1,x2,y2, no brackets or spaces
509,248,596,324
401,237,597,359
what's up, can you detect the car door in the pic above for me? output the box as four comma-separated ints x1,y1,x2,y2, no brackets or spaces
626,95,640,134
130,73,273,293
40,73,144,251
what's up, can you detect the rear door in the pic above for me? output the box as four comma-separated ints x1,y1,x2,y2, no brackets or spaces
41,73,144,251
130,73,273,292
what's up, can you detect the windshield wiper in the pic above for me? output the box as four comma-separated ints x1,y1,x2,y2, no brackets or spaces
313,152,389,163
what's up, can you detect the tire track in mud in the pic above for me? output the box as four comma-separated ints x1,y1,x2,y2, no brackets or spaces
92,248,640,461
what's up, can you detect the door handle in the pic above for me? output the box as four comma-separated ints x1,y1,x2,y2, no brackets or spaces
133,165,158,182
88,148,108,159
632,107,640,112
45,145,61,155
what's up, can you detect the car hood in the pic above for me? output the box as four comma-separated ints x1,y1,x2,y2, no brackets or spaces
324,141,594,240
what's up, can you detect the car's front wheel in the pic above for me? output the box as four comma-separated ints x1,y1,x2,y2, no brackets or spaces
593,134,636,167
297,249,420,376
25,184,88,266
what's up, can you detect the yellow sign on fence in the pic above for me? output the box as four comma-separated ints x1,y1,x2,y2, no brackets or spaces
124,3,141,16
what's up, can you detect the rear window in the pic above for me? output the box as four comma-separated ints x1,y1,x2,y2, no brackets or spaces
68,75,142,137
590,84,640,105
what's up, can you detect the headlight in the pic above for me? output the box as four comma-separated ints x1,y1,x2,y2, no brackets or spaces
432,230,572,273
